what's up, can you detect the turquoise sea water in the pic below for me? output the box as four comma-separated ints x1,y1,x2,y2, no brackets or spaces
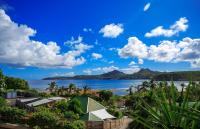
28,80,188,96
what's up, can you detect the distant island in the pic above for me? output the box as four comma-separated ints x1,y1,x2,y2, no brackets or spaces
43,68,200,81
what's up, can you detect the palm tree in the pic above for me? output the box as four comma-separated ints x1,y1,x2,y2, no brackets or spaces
127,85,134,95
83,85,90,94
68,83,76,94
47,81,57,92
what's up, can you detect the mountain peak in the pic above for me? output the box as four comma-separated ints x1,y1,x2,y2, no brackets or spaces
101,70,125,76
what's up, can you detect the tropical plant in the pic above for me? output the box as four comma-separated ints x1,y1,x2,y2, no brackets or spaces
68,83,76,94
98,90,113,102
127,85,134,95
47,81,58,92
132,82,200,129
83,85,90,94
67,98,83,114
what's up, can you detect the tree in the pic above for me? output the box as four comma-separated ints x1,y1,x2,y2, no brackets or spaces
98,90,113,102
83,85,90,94
127,85,134,95
0,69,6,91
68,83,76,94
47,81,58,92
5,76,29,90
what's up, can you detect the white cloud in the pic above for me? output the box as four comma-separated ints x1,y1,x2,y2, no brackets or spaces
92,53,103,59
84,66,140,75
148,40,180,62
83,28,92,32
118,37,148,59
129,61,136,65
118,36,200,68
52,72,75,77
120,67,140,74
144,3,151,11
64,36,83,46
99,23,124,38
83,69,92,75
0,9,92,68
109,48,118,51
138,59,144,64
145,17,188,37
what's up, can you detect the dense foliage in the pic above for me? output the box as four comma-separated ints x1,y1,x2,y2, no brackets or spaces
28,108,60,129
0,106,26,123
129,81,200,129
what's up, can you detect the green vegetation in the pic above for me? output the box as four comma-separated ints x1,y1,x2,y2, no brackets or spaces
127,80,200,129
28,108,60,129
0,69,29,92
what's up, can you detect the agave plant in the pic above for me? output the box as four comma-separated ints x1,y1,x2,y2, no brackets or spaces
132,82,200,129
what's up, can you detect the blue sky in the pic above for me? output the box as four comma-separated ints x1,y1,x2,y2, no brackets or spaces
0,0,200,79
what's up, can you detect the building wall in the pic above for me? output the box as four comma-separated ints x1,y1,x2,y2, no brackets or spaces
85,117,132,129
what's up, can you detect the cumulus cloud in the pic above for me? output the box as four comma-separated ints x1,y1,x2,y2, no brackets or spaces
0,9,92,68
118,36,200,68
52,72,75,77
144,3,151,11
99,23,124,38
145,17,188,37
92,53,103,59
129,61,136,66
118,37,148,59
84,66,140,75
83,69,92,75
149,41,180,62
138,59,144,64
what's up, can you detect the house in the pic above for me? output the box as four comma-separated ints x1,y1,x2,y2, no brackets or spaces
73,96,115,121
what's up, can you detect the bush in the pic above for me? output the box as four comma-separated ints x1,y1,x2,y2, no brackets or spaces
28,108,59,129
67,98,83,114
0,97,6,107
64,120,86,129
108,108,123,119
0,106,26,123
64,111,79,120
55,100,68,113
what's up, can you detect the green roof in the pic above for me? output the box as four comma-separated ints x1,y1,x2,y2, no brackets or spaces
73,96,105,113
80,112,102,121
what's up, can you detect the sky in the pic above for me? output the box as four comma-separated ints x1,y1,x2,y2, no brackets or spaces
0,0,200,79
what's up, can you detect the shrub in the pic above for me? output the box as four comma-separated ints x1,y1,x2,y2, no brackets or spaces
28,108,59,129
64,111,79,120
0,106,26,123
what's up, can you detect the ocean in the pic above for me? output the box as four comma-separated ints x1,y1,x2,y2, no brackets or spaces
28,80,188,96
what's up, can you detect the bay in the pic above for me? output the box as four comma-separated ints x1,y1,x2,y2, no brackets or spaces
28,80,188,96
